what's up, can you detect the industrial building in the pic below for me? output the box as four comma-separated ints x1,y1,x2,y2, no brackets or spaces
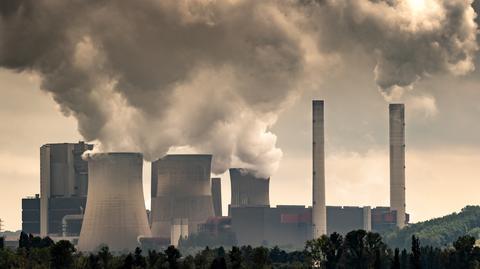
230,205,311,248
150,155,215,239
78,153,151,252
33,142,93,237
211,178,222,217
229,168,269,208
21,195,40,234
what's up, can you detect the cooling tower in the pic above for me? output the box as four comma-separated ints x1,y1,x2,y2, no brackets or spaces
389,104,406,228
229,168,269,207
150,155,214,238
312,100,326,238
211,178,222,217
77,153,151,252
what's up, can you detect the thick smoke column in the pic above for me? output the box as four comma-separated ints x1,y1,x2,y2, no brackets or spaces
0,0,477,177
307,0,478,99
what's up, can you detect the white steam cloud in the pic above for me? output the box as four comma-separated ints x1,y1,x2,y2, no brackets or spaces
0,0,477,177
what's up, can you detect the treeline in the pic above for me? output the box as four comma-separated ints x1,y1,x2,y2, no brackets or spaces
383,206,480,249
1,230,480,268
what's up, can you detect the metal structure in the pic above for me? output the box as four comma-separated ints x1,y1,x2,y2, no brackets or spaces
211,178,222,217
389,104,406,228
229,168,269,208
40,142,92,236
312,100,327,237
150,155,214,238
78,153,151,252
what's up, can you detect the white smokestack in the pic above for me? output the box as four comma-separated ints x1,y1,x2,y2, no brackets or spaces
389,104,406,228
312,100,326,237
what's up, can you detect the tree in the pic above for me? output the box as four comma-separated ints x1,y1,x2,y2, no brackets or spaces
453,235,476,269
98,245,113,269
122,253,134,269
194,247,215,269
252,247,270,269
88,253,101,269
0,236,4,250
410,235,421,269
343,230,368,269
19,231,30,249
133,247,147,268
210,256,227,269
228,246,243,269
391,248,400,269
50,240,76,269
182,255,195,269
165,245,181,269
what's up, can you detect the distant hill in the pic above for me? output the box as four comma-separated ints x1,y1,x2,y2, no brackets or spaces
382,206,480,250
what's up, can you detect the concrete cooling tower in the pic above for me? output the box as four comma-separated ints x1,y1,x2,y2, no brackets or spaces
229,168,270,207
78,153,151,252
150,155,214,238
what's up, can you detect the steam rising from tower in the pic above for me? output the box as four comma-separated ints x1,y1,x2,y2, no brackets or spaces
78,153,151,252
312,100,326,237
389,104,406,228
0,0,476,179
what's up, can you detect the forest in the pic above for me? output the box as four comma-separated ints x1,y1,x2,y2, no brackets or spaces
1,229,480,268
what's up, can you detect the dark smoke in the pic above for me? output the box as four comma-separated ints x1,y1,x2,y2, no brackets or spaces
0,0,477,177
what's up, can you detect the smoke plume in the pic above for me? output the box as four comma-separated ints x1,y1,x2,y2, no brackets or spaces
0,0,477,177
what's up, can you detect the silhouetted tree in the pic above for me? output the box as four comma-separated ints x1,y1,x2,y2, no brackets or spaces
50,240,75,269
98,245,112,269
410,235,421,269
343,230,368,269
0,236,4,250
88,253,101,269
165,245,181,269
391,248,400,269
133,247,147,268
18,231,30,249
453,235,477,269
252,246,270,268
122,253,134,269
182,255,195,269
211,256,227,269
229,246,243,269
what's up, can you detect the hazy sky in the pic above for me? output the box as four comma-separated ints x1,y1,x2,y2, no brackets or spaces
1,0,480,231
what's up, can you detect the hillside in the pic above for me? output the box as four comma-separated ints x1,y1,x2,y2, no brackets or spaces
382,206,480,249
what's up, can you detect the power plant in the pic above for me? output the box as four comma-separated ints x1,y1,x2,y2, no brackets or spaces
20,101,409,250
229,168,270,208
77,153,151,252
150,155,214,240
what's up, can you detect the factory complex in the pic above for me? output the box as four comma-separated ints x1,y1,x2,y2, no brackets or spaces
20,101,408,251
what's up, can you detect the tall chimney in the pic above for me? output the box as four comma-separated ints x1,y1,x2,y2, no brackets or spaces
389,104,406,228
312,100,326,237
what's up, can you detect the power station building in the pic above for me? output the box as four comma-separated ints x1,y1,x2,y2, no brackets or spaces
211,178,222,217
150,155,215,239
31,142,93,237
229,168,269,209
78,153,151,252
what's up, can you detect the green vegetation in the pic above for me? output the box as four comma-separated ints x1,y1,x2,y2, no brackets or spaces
383,206,480,249
3,230,480,268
